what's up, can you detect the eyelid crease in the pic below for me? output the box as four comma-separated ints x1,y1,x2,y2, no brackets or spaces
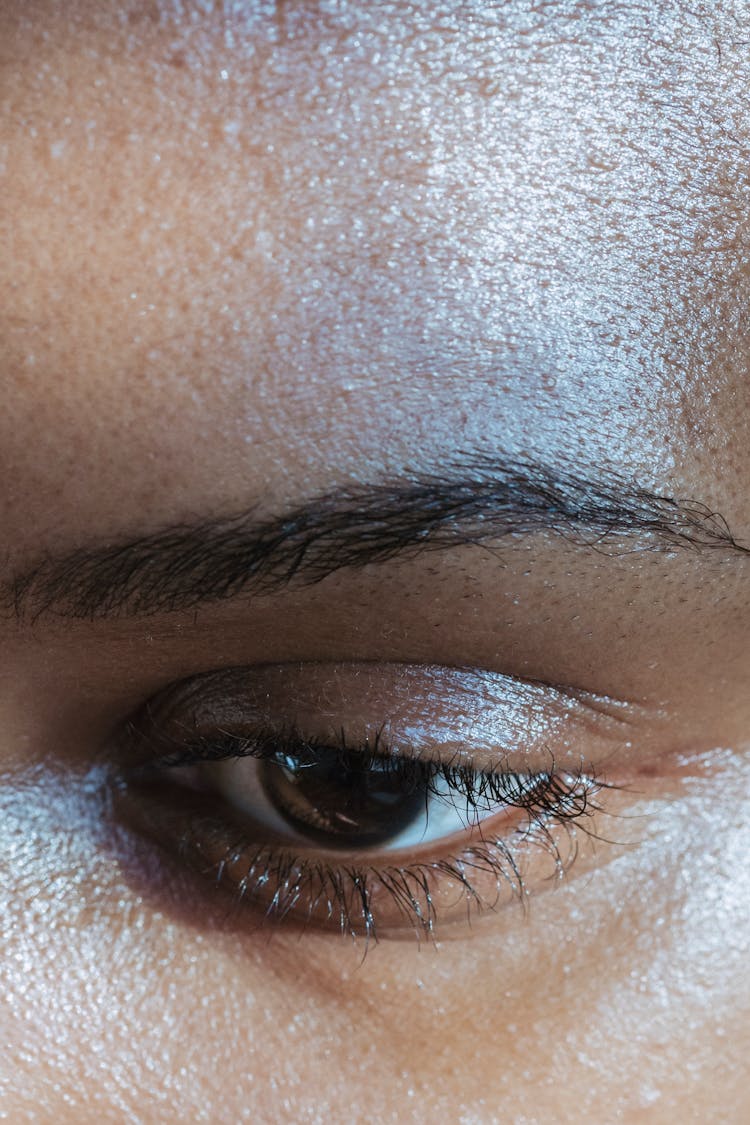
119,660,656,782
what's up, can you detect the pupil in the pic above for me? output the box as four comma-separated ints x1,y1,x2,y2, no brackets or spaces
259,747,427,849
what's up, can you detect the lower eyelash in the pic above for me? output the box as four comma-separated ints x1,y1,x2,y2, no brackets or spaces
118,715,615,943
176,767,605,945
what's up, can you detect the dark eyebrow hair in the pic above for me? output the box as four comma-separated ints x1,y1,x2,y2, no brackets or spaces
5,454,746,623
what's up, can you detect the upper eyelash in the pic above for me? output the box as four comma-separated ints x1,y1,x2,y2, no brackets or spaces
140,723,600,823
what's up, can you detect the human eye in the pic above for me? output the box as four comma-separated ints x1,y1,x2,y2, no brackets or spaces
112,660,632,944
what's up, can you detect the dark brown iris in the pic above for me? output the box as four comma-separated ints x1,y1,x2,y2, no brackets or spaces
259,748,427,849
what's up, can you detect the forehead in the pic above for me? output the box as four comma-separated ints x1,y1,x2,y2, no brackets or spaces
1,1,750,550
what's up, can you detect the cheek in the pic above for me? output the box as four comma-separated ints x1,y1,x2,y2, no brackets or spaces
2,755,748,1122
389,760,750,1120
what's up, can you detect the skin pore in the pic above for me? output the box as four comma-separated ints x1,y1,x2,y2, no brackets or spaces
2,1,750,1121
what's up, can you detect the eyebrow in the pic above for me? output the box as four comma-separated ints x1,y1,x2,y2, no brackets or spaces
5,454,747,622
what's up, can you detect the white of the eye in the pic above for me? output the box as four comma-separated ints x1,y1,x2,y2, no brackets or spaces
204,757,300,839
383,774,507,850
201,756,510,852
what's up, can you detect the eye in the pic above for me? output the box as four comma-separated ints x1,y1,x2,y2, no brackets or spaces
112,662,625,943
192,739,519,851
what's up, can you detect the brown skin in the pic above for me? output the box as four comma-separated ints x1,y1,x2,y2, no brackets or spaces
2,2,750,1121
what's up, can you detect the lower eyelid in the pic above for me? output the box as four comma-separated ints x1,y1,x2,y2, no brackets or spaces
111,759,609,942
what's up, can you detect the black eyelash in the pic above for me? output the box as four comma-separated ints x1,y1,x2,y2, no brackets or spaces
123,725,609,944
149,724,600,818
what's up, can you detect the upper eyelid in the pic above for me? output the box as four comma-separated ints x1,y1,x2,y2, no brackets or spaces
210,660,634,711
136,660,644,729
116,660,654,783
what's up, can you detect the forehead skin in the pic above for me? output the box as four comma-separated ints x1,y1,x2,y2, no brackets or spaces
2,0,750,556
3,4,750,1124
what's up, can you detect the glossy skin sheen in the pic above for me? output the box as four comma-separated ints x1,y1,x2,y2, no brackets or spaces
2,2,750,1122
